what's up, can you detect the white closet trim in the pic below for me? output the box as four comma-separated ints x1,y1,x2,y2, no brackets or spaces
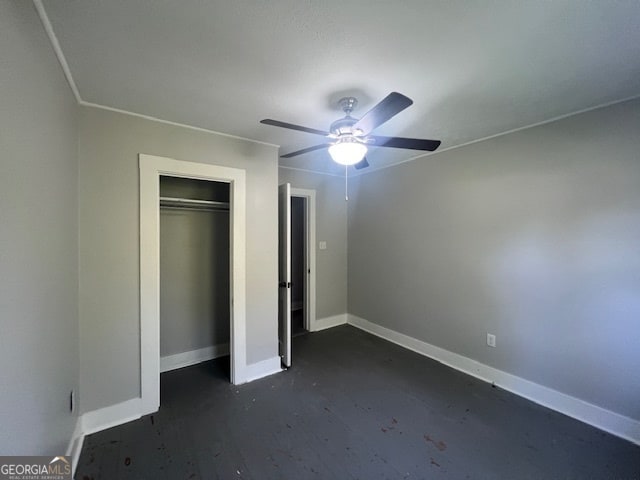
139,154,247,416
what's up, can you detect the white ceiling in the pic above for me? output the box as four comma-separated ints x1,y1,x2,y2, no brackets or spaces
41,0,640,175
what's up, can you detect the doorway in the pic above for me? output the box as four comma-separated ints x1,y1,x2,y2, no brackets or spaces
290,196,306,337
291,188,316,333
139,154,247,416
278,185,317,368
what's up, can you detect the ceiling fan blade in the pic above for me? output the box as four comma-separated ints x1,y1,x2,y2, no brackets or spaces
260,119,329,137
353,157,369,170
280,144,331,158
352,92,413,135
370,135,441,151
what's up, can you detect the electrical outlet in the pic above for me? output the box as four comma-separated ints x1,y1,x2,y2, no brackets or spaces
70,389,75,413
487,333,496,348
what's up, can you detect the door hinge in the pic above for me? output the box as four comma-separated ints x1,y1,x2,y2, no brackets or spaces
279,282,291,288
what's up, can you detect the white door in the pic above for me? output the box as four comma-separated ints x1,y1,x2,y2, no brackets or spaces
278,183,292,367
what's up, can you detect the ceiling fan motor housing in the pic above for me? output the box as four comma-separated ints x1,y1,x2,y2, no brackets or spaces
330,116,359,136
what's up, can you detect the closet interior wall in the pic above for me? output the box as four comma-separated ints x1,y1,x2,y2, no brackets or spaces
159,176,230,368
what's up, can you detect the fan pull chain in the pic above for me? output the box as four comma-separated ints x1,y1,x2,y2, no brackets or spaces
345,165,349,201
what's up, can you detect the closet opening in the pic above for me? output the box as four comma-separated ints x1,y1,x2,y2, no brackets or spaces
158,175,231,394
291,196,307,337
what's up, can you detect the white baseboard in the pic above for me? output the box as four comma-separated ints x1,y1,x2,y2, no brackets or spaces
66,416,84,478
68,355,282,473
81,398,143,436
241,356,282,383
63,398,142,477
347,314,640,446
160,343,229,373
312,313,347,331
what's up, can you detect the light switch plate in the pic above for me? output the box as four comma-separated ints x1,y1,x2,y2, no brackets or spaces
319,241,327,250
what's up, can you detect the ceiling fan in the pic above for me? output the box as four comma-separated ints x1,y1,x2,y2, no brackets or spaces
260,92,441,170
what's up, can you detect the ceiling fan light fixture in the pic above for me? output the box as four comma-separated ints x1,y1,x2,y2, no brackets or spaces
328,139,367,166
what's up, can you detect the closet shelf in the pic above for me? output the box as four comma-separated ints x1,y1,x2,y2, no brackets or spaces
159,196,229,211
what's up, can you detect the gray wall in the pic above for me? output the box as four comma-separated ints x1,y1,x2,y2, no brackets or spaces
160,179,230,356
348,98,640,420
78,106,279,413
278,168,348,319
0,1,79,454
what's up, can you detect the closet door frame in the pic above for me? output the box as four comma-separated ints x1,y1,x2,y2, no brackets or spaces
139,154,247,415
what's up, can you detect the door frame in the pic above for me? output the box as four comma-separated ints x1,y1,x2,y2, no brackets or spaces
139,154,247,415
290,188,316,331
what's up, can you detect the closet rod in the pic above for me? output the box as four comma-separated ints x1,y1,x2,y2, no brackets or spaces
159,196,229,211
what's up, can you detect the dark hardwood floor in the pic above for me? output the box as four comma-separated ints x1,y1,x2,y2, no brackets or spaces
76,325,640,479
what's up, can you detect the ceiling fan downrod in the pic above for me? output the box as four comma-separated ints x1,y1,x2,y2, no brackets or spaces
330,97,361,137
338,97,358,116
